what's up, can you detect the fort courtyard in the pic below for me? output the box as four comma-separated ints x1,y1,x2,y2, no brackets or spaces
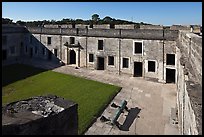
2,23,202,135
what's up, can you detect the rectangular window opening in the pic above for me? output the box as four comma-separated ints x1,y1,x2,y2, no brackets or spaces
148,61,156,72
98,40,103,50
108,56,114,65
134,42,142,54
166,54,175,65
123,58,129,68
3,36,7,45
89,54,94,62
70,37,75,44
47,37,51,45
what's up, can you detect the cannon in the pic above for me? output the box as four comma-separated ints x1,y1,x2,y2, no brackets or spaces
111,100,127,125
100,100,128,126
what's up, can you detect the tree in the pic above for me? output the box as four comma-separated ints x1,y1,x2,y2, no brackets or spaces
75,19,83,24
91,14,100,23
2,18,14,24
16,20,26,26
103,16,112,23
51,19,56,25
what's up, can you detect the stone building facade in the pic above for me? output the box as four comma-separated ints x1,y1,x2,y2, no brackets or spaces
2,24,202,135
14,26,178,84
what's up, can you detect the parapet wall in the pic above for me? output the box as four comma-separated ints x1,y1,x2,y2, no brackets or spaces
170,25,190,31
178,31,202,84
27,27,179,40
93,24,110,29
176,31,202,135
2,25,28,33
115,24,136,29
140,24,163,29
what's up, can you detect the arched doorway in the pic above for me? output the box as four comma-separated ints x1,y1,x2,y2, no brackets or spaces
69,50,76,64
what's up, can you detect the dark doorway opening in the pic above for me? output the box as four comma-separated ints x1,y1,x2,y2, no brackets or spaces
69,50,76,64
166,68,175,83
30,48,33,58
134,62,143,77
54,49,58,57
97,57,104,70
2,50,7,60
48,50,52,60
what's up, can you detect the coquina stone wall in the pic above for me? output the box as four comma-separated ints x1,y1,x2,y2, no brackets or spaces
176,30,202,135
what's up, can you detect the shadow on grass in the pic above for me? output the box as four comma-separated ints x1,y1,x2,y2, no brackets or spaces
2,64,47,87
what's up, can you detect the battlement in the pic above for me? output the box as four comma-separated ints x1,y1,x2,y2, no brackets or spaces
2,24,28,33
26,27,179,40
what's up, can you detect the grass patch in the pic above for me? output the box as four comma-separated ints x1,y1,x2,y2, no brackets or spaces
2,64,46,87
2,64,121,134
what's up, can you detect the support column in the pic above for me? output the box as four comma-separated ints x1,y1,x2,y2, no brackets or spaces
85,28,88,68
119,29,121,75
78,47,80,67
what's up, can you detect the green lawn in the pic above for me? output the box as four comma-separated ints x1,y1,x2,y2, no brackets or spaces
2,64,121,134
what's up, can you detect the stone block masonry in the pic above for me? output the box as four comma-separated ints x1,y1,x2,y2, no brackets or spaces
2,95,78,135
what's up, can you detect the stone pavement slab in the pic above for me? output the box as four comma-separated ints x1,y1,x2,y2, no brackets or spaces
53,65,179,135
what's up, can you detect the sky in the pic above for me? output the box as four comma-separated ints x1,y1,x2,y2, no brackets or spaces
2,2,202,26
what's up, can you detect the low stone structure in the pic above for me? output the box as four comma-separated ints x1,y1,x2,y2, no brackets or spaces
115,24,137,29
140,24,163,29
2,95,78,135
75,24,90,29
170,25,190,31
44,24,59,28
93,24,111,29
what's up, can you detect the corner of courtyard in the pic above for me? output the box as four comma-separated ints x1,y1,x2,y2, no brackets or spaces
53,65,180,135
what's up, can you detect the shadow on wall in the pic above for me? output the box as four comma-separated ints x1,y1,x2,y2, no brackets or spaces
118,107,141,131
24,32,64,66
2,30,66,87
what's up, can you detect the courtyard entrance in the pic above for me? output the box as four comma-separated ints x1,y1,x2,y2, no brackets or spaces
166,68,175,83
97,57,104,70
134,62,143,77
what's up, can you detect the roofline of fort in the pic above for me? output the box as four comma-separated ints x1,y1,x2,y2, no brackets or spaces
2,25,179,41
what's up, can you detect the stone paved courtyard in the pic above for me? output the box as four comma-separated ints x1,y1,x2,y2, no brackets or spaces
53,65,179,135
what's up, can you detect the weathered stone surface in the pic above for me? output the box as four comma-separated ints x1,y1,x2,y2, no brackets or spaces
2,95,78,135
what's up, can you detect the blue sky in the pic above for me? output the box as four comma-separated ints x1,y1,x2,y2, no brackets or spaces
2,2,202,26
